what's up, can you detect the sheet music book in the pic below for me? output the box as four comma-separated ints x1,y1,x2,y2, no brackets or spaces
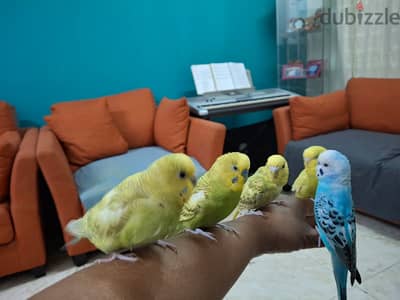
191,62,252,95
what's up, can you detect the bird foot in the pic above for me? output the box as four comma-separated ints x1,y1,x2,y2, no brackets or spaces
95,252,137,264
215,223,239,235
270,200,287,207
240,209,265,218
155,240,178,253
185,228,217,241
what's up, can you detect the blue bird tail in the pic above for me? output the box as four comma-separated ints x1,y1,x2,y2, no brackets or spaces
332,255,348,300
351,268,362,286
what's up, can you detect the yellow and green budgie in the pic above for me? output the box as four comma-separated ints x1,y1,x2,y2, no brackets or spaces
292,146,326,200
176,152,250,240
232,154,289,219
65,153,197,262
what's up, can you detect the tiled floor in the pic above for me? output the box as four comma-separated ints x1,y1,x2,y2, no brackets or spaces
1,212,399,299
226,213,400,300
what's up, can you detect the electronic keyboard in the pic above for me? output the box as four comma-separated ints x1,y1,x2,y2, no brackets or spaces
187,88,297,117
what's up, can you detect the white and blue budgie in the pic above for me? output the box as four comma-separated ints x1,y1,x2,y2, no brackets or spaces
314,150,362,300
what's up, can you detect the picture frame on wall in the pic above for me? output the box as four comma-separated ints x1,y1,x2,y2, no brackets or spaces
305,60,323,78
281,63,306,80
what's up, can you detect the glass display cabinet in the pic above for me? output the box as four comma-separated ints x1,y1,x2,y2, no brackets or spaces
276,0,325,96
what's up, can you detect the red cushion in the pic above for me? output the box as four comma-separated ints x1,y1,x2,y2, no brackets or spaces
45,98,128,166
0,101,17,136
347,78,400,134
290,90,349,140
107,89,156,149
154,97,190,153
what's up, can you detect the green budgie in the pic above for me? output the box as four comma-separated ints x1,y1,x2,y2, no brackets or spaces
66,153,197,262
232,154,289,219
292,146,326,200
177,152,250,240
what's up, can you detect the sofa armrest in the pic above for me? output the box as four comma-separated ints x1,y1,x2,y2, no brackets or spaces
10,128,46,267
186,117,226,170
273,106,293,155
37,126,93,255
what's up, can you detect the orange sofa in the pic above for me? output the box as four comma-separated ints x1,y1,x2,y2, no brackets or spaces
0,102,46,278
273,78,400,224
37,88,226,265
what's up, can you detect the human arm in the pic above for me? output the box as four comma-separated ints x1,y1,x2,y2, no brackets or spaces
31,198,318,300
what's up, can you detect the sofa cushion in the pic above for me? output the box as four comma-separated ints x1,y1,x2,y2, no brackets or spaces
154,97,190,153
45,98,128,167
0,101,18,136
0,131,21,202
107,89,156,149
0,203,14,245
285,129,400,223
74,146,206,211
347,78,400,134
289,90,349,140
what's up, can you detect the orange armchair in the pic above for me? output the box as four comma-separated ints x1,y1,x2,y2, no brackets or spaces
0,127,46,278
37,90,226,266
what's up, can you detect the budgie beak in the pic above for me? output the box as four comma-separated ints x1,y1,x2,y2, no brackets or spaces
191,176,197,186
241,169,249,181
181,186,188,195
269,166,279,178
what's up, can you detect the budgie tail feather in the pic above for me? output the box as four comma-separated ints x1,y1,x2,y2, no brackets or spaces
61,219,87,250
332,255,348,300
65,218,87,239
351,268,362,286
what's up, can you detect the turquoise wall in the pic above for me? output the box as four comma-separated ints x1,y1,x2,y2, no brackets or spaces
0,0,277,127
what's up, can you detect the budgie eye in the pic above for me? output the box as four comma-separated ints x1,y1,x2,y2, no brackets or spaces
232,165,238,171
282,164,285,169
324,163,329,167
179,171,186,179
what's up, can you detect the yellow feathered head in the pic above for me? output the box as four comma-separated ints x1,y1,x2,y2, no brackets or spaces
148,153,197,205
303,146,327,169
211,152,250,193
265,154,289,187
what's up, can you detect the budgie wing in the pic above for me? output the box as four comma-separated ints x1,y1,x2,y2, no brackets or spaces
86,173,147,241
240,176,278,209
292,169,307,193
315,194,357,274
179,190,207,222
86,193,134,241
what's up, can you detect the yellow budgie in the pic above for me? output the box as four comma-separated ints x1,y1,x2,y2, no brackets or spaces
177,152,250,240
232,154,289,219
292,146,326,200
65,153,196,262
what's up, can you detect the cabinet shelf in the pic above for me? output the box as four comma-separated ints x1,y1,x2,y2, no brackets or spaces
276,0,325,96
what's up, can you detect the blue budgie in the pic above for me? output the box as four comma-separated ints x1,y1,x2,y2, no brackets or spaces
314,150,362,300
